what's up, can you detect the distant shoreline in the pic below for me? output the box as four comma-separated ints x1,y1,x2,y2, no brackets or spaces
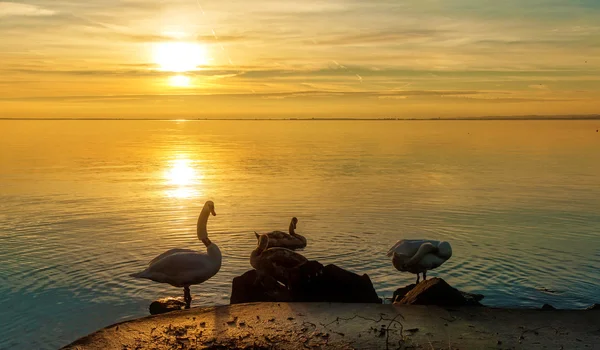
1,115,600,121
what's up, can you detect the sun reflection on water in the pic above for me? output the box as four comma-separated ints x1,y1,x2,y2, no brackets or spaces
164,158,202,198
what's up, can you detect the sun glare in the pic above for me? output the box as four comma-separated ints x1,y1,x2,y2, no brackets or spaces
164,158,202,199
166,159,196,186
153,42,207,72
169,75,191,87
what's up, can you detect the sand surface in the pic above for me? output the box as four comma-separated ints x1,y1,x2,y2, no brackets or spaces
63,303,600,349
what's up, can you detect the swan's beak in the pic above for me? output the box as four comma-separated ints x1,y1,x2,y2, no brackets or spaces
211,210,217,216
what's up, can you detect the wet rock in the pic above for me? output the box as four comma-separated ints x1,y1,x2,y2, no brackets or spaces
541,304,556,310
461,291,485,304
393,280,484,306
149,297,186,315
230,270,291,304
230,261,381,304
586,304,600,311
289,261,381,303
394,278,483,307
392,284,417,303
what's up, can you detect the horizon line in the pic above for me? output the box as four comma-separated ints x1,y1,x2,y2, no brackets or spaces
1,115,600,121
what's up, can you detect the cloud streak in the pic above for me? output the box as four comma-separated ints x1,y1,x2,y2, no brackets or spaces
0,0,599,118
0,2,56,17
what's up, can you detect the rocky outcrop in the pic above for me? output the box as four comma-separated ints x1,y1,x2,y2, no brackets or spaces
149,297,187,315
230,260,381,304
586,304,600,311
230,270,292,304
392,283,417,303
393,278,484,307
541,303,556,310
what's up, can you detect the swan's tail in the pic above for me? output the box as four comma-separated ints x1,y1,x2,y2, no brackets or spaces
130,271,149,279
254,231,260,239
387,240,403,257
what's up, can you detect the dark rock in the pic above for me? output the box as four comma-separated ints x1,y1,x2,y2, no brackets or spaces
462,291,485,304
393,282,484,305
586,304,600,311
392,284,417,303
149,297,186,315
230,261,381,304
395,278,483,307
290,262,381,303
230,270,291,304
541,304,556,310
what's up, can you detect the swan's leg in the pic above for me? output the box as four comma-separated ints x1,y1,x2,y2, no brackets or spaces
415,274,420,284
423,271,427,280
183,286,192,309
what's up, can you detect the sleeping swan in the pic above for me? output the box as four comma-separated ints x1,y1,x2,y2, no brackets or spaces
387,239,452,284
251,234,308,286
130,201,221,308
254,217,306,250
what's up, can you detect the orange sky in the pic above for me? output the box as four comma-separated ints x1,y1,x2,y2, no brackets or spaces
1,0,599,118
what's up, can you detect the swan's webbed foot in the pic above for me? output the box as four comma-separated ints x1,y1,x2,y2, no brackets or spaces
183,286,192,309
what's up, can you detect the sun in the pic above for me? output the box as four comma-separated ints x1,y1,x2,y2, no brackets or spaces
153,42,207,72
169,75,191,87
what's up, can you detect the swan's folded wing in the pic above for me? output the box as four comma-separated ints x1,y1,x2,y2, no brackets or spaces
388,240,413,256
149,248,197,265
267,231,289,240
148,252,212,274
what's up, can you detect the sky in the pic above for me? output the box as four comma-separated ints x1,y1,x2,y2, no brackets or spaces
0,0,599,119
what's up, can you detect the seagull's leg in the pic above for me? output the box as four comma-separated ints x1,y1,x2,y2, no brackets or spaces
183,286,191,309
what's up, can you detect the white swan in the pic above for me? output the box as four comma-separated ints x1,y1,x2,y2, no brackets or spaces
387,239,452,284
131,201,222,308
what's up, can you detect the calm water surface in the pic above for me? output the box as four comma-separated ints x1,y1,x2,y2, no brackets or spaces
1,120,599,349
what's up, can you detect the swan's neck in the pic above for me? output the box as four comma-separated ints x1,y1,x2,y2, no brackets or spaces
196,206,211,241
206,242,222,265
253,237,268,256
289,223,306,244
250,241,267,269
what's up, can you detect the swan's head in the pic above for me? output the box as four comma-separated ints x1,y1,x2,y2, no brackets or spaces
205,200,216,216
291,217,298,229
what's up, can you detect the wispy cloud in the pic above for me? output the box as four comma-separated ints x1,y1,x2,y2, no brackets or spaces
0,2,56,17
0,0,599,118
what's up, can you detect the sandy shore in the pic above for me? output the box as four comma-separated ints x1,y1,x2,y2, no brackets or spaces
62,302,599,349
